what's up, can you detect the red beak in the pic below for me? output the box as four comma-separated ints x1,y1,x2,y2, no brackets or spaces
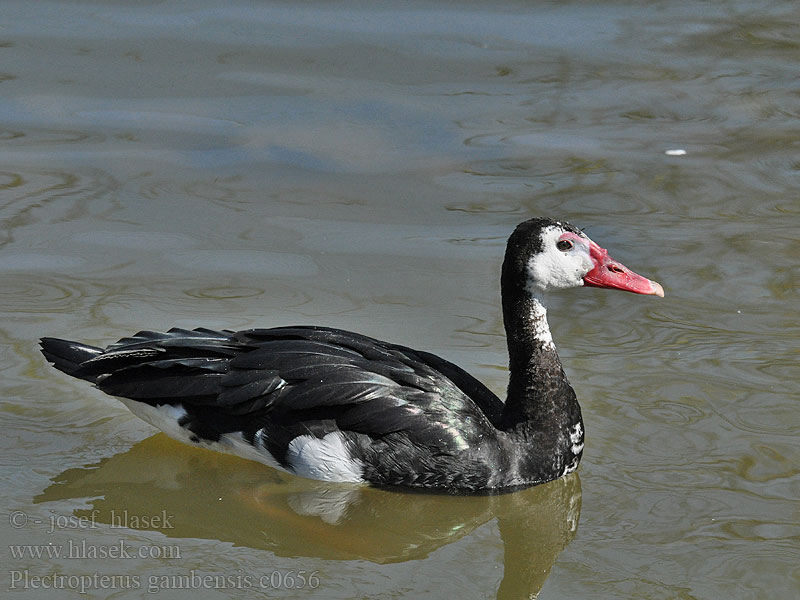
583,240,664,297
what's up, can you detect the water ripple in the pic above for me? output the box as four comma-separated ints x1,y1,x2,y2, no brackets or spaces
0,275,88,313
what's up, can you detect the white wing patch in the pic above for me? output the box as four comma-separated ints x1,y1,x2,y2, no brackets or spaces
286,432,365,483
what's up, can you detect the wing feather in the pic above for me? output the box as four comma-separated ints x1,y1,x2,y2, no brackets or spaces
77,326,500,450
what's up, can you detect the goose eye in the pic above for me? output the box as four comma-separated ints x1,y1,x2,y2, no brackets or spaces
556,239,573,252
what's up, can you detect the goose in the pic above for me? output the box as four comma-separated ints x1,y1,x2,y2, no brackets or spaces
40,217,663,493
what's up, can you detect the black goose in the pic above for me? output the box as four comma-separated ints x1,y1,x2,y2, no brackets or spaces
40,217,663,493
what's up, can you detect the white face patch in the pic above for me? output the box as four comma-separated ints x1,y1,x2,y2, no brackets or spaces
286,432,365,483
525,225,593,294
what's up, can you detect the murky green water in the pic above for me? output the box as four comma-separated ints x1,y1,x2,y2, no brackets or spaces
1,1,797,598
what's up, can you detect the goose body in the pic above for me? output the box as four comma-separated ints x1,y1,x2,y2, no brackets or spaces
40,218,662,493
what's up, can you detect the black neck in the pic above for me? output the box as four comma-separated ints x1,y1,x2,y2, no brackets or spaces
499,261,582,455
492,218,586,485
501,286,576,426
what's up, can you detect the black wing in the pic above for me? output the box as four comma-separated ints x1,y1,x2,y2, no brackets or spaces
65,326,503,469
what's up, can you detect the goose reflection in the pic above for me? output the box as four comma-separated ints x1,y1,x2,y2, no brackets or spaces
35,434,581,598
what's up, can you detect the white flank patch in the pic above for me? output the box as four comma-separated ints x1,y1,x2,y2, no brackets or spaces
569,422,584,455
219,431,284,471
117,400,286,472
286,432,365,483
118,400,195,445
119,400,365,483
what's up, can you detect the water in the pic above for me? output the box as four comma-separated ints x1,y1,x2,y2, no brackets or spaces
1,1,798,598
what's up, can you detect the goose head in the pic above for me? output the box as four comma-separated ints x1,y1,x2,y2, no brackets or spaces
504,218,664,298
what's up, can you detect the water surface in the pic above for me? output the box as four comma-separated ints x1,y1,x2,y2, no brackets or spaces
1,1,798,599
